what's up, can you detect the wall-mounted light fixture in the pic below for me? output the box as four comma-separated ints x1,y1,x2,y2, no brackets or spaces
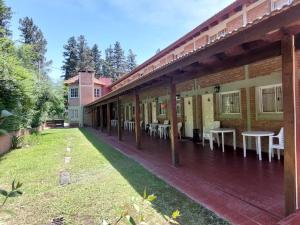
214,85,220,93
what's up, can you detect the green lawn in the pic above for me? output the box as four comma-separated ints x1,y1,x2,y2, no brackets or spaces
0,128,228,225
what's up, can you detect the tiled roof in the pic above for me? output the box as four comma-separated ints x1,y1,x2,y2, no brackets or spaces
64,75,112,86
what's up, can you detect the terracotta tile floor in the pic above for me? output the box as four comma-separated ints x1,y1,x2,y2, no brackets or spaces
87,128,284,225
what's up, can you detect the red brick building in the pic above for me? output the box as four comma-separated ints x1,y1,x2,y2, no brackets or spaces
64,71,111,127
82,0,300,223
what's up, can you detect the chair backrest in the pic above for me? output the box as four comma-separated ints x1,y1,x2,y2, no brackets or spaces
278,127,284,147
164,120,170,125
177,122,182,132
210,121,220,129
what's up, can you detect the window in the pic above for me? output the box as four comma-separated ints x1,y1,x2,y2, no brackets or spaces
258,84,283,113
176,96,181,115
272,0,292,10
94,88,101,97
209,28,227,42
70,87,79,98
219,91,241,114
69,109,78,119
159,102,167,115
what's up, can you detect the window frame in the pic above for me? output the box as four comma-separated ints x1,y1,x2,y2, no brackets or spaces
218,90,241,115
159,102,167,116
69,109,79,120
70,87,79,98
94,88,101,97
258,84,283,114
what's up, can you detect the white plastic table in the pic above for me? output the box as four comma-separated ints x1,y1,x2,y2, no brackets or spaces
111,119,118,127
210,128,236,152
158,124,170,139
128,121,135,132
242,131,274,161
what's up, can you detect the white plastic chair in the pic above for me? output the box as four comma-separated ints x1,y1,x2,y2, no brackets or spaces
178,122,183,140
202,121,220,147
149,122,158,136
269,128,284,162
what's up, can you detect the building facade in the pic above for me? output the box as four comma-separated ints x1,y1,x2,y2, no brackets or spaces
64,71,111,127
82,0,300,219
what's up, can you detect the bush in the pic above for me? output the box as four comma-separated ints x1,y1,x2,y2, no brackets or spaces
11,136,24,150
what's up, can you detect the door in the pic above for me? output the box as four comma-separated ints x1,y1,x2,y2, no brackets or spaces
151,102,157,122
202,94,214,130
184,97,194,138
144,103,149,125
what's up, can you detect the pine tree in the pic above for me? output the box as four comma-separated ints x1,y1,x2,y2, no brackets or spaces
112,41,126,80
102,45,114,78
126,49,137,72
77,35,94,72
19,17,50,74
62,36,78,80
0,0,12,37
91,44,102,77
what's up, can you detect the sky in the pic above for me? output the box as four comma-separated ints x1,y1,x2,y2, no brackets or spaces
7,0,233,81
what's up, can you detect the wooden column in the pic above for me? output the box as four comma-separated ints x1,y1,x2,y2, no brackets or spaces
107,103,111,136
100,105,103,132
134,93,141,149
117,98,122,141
170,81,179,166
282,34,300,216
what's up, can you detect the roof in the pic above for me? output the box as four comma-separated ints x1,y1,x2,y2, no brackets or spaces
85,0,300,107
109,0,256,88
64,75,112,86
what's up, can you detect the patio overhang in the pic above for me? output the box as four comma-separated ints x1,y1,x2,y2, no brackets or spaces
85,1,300,218
85,1,300,107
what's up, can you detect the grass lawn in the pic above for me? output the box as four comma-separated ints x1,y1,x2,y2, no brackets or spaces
0,128,229,225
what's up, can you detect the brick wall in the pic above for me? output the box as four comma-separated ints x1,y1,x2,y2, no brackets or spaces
247,0,270,23
197,66,245,88
195,35,209,49
184,43,194,53
248,56,282,78
226,15,243,32
80,72,94,106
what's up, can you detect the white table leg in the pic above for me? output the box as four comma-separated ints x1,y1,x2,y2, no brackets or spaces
243,135,246,158
256,138,259,155
258,136,262,161
233,131,236,150
216,134,220,147
268,136,272,163
210,132,213,150
222,132,225,153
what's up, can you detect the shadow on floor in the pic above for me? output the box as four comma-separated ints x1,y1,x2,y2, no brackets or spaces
79,128,229,225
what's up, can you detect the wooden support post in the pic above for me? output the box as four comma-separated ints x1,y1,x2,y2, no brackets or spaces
282,34,300,216
170,81,180,166
100,105,104,132
117,98,122,141
107,103,111,136
134,92,141,149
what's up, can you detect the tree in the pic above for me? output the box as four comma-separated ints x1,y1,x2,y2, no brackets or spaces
126,49,137,72
62,36,78,80
77,35,94,72
0,0,12,37
18,17,50,75
112,41,126,80
102,45,114,78
91,44,102,77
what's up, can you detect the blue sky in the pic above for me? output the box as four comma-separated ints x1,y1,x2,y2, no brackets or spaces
7,0,233,81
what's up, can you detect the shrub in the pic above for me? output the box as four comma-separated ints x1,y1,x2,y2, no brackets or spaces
11,136,24,150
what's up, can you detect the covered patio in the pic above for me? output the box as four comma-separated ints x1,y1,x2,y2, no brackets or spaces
84,2,300,224
89,127,284,224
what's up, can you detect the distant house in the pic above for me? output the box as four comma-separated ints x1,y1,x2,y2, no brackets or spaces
64,71,111,127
